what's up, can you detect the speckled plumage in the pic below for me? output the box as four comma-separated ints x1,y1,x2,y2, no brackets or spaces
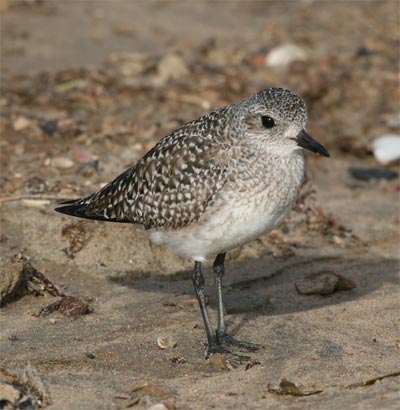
56,88,308,241
56,87,329,358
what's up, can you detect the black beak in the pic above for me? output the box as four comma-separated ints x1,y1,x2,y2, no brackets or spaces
295,130,330,157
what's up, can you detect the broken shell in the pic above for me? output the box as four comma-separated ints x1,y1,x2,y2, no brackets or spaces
148,404,169,410
157,336,176,350
372,135,400,165
265,43,308,68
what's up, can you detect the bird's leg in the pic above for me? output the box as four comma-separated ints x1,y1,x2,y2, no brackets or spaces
192,261,235,358
192,261,217,354
213,253,260,353
214,253,227,340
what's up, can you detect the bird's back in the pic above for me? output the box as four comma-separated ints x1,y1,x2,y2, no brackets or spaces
55,107,232,229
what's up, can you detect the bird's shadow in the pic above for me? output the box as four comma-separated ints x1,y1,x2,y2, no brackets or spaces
107,253,399,337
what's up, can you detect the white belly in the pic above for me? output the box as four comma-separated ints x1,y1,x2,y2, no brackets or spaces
148,184,297,262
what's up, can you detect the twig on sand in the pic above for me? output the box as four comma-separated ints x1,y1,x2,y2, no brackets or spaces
0,195,74,204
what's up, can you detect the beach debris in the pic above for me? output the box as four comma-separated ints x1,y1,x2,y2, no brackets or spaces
51,156,74,169
169,356,187,364
349,167,398,182
40,119,59,135
61,221,92,258
157,336,177,350
147,404,170,410
207,354,235,371
22,259,64,297
22,364,52,407
154,54,189,85
115,381,173,409
0,365,52,409
295,271,356,296
245,360,261,371
267,378,322,396
265,43,308,68
21,199,51,208
37,295,91,318
0,256,27,306
347,371,400,389
18,258,91,318
13,115,32,131
372,135,400,165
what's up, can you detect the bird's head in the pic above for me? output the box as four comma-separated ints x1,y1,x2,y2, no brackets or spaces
232,87,329,158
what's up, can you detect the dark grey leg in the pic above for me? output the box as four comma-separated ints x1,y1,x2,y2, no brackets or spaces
213,253,260,352
192,261,239,359
214,253,227,341
192,261,215,350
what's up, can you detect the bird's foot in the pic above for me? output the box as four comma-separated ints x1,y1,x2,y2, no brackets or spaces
206,344,250,362
216,333,261,352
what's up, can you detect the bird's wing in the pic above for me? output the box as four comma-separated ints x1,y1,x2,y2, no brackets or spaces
55,127,230,229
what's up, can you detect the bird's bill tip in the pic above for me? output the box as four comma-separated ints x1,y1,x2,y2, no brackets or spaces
295,130,330,157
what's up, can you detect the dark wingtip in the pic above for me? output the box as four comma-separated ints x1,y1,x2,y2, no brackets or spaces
55,198,121,222
54,201,82,217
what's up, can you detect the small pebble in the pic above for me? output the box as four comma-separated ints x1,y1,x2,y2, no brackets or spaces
51,157,75,169
40,119,59,135
349,167,398,181
69,146,97,163
13,116,32,131
295,271,356,295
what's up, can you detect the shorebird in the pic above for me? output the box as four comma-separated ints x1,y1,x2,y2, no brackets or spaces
56,87,329,358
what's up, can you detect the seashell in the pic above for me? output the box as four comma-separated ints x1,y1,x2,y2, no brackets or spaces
157,336,176,350
265,43,308,68
372,135,400,165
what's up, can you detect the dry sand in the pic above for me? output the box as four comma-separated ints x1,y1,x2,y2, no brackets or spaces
1,1,399,409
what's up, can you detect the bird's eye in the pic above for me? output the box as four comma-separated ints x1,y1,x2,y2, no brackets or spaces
261,116,275,128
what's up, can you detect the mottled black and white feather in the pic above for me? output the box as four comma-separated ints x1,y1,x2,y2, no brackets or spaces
56,109,231,229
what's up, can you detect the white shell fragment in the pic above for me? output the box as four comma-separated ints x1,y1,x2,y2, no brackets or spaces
13,115,32,131
22,199,51,208
265,43,308,68
157,336,177,350
372,135,400,165
51,156,75,169
148,404,169,410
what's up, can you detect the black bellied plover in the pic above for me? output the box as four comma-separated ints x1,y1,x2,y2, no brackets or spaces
56,87,329,358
